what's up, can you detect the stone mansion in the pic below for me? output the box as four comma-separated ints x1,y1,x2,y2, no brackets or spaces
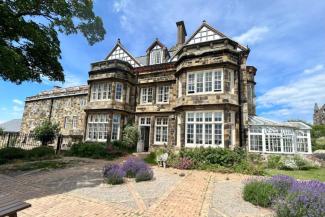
21,21,312,154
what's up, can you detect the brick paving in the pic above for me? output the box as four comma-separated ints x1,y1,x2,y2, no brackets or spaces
0,158,273,217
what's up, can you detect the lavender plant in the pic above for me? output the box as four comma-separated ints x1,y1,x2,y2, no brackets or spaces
103,163,125,185
267,175,296,197
135,167,154,182
276,180,325,217
122,157,149,178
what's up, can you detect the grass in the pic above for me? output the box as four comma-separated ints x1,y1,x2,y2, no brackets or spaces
266,167,325,182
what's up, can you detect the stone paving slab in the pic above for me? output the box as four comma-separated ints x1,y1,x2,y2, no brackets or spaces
0,158,274,217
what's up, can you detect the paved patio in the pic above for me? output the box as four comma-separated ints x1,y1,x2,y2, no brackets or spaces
0,158,273,217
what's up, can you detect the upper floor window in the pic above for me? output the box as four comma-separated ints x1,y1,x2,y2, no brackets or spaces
115,83,123,101
64,116,70,129
91,83,112,101
80,98,87,107
141,87,153,104
150,46,163,65
157,86,169,103
187,70,223,95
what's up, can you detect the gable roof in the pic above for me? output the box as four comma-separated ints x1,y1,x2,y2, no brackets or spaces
105,39,141,67
146,38,166,52
170,21,248,62
0,119,21,132
186,21,226,45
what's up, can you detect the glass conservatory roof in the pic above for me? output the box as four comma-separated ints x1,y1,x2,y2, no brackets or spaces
248,116,310,130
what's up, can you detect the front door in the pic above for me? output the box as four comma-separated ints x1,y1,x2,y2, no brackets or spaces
140,126,150,152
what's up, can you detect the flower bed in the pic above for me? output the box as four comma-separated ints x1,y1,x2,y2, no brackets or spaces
103,157,153,184
243,175,325,217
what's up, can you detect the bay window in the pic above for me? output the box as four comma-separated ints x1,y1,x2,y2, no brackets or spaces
87,114,108,141
187,69,223,94
111,114,121,141
141,87,153,104
155,117,168,144
115,83,123,101
157,86,169,103
91,83,112,101
186,111,223,147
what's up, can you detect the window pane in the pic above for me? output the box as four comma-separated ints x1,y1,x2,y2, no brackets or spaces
205,72,212,92
197,73,204,92
214,124,222,145
187,124,194,143
196,124,203,144
214,71,222,91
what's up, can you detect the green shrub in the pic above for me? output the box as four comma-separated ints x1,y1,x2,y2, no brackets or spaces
292,155,317,170
122,124,139,149
68,142,107,158
135,167,153,182
27,146,55,159
144,152,156,165
267,155,282,169
243,180,278,207
180,147,245,167
0,147,27,164
34,120,60,146
234,160,265,175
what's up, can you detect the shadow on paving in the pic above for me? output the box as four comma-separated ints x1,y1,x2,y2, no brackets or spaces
0,157,127,202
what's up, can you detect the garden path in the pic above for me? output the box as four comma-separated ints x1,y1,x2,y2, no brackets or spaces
0,157,273,217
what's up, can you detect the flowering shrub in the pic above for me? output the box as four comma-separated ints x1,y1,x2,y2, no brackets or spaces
276,180,325,217
103,163,125,185
135,167,153,182
243,175,325,217
267,175,295,197
175,157,193,170
122,157,149,178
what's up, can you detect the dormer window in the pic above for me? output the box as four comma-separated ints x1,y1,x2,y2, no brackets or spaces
150,45,163,65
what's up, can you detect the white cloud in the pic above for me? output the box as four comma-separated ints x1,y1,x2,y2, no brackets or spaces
113,0,129,12
13,106,23,112
257,64,325,122
233,26,269,45
303,64,324,74
13,99,23,105
42,71,84,88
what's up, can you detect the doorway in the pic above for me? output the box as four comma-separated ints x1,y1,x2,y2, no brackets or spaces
140,126,150,152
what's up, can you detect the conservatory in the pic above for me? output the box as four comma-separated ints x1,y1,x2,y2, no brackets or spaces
248,116,312,154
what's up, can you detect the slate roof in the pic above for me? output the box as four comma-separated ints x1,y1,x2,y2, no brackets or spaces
0,119,22,132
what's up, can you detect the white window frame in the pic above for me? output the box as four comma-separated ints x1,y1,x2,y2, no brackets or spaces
86,114,108,141
64,116,70,129
150,45,163,65
296,130,309,153
187,69,224,95
72,116,78,129
115,82,123,101
91,82,112,101
139,117,151,126
154,117,168,144
156,86,169,104
140,87,153,104
111,114,121,141
248,127,263,152
185,111,224,148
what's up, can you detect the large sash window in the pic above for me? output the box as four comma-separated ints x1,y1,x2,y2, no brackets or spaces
186,111,223,147
187,70,224,94
87,114,108,141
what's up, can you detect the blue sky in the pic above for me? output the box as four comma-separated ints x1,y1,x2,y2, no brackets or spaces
1,0,325,124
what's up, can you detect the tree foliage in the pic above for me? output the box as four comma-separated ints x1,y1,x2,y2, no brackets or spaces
0,127,4,135
34,120,60,146
122,124,139,148
0,0,106,84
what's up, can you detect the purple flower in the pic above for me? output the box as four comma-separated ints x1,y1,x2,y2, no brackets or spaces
122,157,149,178
103,163,125,185
267,175,296,196
176,157,193,170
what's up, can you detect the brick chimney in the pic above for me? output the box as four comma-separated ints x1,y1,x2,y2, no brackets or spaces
176,21,187,46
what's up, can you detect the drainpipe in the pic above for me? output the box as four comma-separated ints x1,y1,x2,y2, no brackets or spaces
237,52,243,147
49,98,54,121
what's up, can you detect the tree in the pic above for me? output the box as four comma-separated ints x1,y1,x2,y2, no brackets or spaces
122,124,139,149
0,127,4,135
34,120,60,146
0,0,106,84
311,125,325,151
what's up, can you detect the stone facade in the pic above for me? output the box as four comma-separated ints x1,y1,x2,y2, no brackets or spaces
314,103,325,125
21,20,257,151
